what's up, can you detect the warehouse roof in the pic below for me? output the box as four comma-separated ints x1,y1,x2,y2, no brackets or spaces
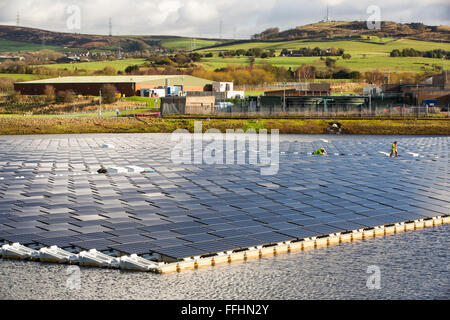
16,75,212,86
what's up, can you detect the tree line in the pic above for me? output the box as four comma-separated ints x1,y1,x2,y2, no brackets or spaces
390,48,449,59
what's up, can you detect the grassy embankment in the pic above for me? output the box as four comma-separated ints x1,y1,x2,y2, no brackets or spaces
0,115,448,135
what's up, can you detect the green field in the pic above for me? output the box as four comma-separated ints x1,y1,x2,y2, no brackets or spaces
159,38,221,50
38,58,148,72
197,38,450,73
199,55,450,73
120,96,160,109
0,73,46,80
198,38,450,56
0,40,61,52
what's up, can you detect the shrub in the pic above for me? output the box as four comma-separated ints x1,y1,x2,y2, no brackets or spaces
0,77,14,93
55,90,75,103
44,85,55,103
325,58,336,68
101,84,118,104
7,90,22,103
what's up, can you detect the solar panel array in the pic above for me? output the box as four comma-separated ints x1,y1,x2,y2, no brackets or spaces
0,134,448,261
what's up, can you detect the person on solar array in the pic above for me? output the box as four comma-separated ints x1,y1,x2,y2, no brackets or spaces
313,148,327,155
390,141,399,158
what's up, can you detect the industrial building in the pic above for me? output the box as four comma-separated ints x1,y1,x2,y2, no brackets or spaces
380,71,450,106
264,83,331,97
14,75,213,97
161,96,215,115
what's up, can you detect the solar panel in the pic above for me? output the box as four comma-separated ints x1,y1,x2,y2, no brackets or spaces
277,228,316,239
251,232,292,244
171,226,211,235
71,239,116,251
152,245,205,260
0,135,448,263
210,229,250,238
109,234,150,244
223,236,263,249
1,233,43,244
178,233,220,243
188,240,237,254
109,241,158,255
303,224,343,235
36,236,80,248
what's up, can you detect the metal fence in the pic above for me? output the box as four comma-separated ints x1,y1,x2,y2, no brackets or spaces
213,101,447,118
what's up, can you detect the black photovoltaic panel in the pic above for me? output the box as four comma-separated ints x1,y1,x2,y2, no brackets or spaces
1,233,43,244
327,221,365,231
152,245,205,260
171,226,211,235
145,230,178,240
178,233,219,243
223,236,263,249
303,224,343,235
150,237,187,248
231,220,261,227
392,212,426,221
71,239,117,251
109,241,158,255
238,225,274,234
189,240,237,254
277,228,317,239
105,228,140,237
73,231,109,241
138,224,174,233
36,236,81,248
266,222,298,231
288,218,319,226
204,223,236,231
109,234,150,244
251,232,292,244
210,229,250,238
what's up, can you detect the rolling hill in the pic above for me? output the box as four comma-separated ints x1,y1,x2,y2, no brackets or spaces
0,25,223,52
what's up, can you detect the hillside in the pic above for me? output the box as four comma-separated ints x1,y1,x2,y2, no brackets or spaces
252,21,450,42
0,25,222,51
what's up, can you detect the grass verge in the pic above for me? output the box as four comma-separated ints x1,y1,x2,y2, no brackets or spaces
0,116,449,135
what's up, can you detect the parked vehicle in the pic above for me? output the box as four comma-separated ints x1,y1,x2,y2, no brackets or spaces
421,99,438,108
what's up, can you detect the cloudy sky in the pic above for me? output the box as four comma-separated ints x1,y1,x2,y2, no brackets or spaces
0,0,449,38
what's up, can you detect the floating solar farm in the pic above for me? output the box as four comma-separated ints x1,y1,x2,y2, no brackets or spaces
0,134,449,273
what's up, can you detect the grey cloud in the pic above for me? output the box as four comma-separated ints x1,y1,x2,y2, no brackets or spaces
0,0,448,38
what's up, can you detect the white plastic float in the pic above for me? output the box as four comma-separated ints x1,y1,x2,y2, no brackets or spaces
0,242,37,259
33,246,78,263
106,166,128,173
407,152,420,157
78,249,120,268
119,254,159,272
125,165,145,173
101,144,115,148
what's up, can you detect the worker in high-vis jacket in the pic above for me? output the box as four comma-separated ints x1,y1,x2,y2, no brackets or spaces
390,141,399,158
313,148,327,155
